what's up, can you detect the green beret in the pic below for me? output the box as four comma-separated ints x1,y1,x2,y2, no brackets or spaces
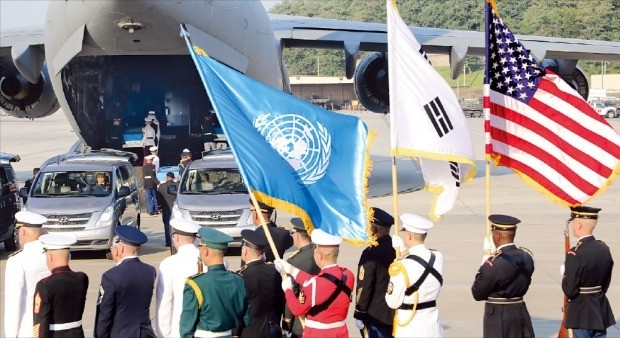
198,227,233,250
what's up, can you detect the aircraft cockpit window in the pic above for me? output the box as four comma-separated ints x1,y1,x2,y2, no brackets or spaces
32,171,112,197
180,168,245,194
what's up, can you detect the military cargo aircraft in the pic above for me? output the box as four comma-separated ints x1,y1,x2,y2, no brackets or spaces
1,1,619,165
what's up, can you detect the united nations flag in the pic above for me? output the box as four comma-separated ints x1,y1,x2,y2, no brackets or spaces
183,30,373,242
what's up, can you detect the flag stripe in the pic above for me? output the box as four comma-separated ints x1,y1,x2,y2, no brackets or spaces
491,140,583,204
489,120,601,195
490,91,619,171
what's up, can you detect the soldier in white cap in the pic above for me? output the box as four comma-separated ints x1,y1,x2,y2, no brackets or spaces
147,111,161,146
155,219,205,337
149,146,160,172
275,229,355,338
141,117,157,155
3,211,50,338
33,234,88,338
386,214,444,337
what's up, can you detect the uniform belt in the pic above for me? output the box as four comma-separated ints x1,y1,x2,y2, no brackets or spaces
399,300,436,311
147,137,154,139
144,176,152,178
49,320,82,331
194,329,232,337
204,133,213,135
580,286,602,294
304,319,346,329
486,296,523,304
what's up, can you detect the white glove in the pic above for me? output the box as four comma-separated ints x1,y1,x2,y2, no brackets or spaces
283,330,292,338
391,235,406,252
483,237,496,253
560,264,565,276
355,319,365,330
481,255,493,266
282,276,293,291
274,259,291,274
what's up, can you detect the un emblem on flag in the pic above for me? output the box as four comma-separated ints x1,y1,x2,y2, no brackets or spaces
254,114,331,185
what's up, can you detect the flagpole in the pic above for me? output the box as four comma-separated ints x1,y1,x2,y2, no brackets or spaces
391,156,400,258
483,0,492,254
248,190,281,261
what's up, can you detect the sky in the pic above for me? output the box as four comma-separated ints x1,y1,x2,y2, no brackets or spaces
1,1,283,33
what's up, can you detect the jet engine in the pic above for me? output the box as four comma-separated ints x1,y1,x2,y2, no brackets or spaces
542,59,589,100
0,60,59,118
354,52,389,114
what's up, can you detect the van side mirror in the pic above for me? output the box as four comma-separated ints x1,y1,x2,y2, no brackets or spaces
118,186,131,198
167,184,178,195
19,187,28,199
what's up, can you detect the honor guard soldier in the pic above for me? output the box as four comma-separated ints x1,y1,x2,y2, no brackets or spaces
282,219,320,338
249,200,293,263
149,146,160,172
4,211,50,338
142,117,157,156
155,219,204,338
471,215,535,338
234,229,285,338
147,111,161,146
355,207,396,338
33,234,88,338
178,149,192,176
180,227,250,338
385,214,444,337
94,226,157,338
562,206,615,337
275,229,355,338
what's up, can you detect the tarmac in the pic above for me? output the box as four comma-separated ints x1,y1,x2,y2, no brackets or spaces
1,110,620,337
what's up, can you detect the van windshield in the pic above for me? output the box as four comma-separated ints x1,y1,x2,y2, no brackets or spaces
32,171,112,197
180,168,246,194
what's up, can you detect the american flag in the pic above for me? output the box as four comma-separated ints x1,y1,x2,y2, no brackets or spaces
484,0,620,206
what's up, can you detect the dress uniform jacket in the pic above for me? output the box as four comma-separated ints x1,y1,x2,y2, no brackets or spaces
142,125,156,147
471,244,535,338
4,240,50,337
354,235,396,329
285,264,355,338
142,164,159,190
32,266,88,338
386,244,444,338
236,260,285,338
179,264,250,338
282,244,320,337
257,222,293,263
155,244,203,338
562,235,615,330
94,257,157,338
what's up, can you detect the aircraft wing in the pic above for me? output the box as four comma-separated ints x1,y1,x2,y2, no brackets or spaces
270,14,620,79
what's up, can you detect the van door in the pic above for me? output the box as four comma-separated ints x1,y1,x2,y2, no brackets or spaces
119,165,140,225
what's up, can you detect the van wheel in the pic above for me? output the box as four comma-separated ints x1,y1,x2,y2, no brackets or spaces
4,231,18,251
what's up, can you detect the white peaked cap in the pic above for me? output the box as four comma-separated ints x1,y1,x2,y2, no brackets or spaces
15,211,47,226
144,117,152,121
145,155,153,160
40,233,77,250
182,148,190,153
148,111,156,115
311,228,343,246
170,219,201,234
149,146,158,151
400,213,434,234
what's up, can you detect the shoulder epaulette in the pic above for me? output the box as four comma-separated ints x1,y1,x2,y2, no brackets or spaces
573,241,584,252
598,240,608,246
388,260,405,277
519,246,534,258
236,265,248,274
491,251,501,261
187,272,203,280
8,249,22,258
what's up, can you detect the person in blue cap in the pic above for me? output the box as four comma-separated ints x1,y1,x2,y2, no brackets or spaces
234,229,285,338
94,226,157,338
354,207,396,338
180,227,249,338
562,206,615,338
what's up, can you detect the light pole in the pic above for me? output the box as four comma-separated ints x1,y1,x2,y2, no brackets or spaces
317,56,320,76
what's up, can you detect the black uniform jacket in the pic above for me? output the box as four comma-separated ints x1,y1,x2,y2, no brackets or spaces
282,244,320,337
562,235,615,330
94,257,157,338
235,260,285,338
256,222,293,263
33,266,89,338
471,244,535,338
157,181,177,213
354,235,396,328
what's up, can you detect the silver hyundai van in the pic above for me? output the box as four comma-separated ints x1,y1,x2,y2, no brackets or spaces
21,151,140,255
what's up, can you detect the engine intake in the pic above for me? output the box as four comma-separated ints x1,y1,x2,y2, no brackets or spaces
354,52,389,113
0,60,58,118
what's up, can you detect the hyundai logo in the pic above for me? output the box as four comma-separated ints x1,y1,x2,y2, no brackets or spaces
58,217,70,225
211,213,221,220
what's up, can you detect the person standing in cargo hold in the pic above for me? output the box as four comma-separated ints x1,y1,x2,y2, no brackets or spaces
3,211,50,338
143,156,160,216
141,117,157,158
